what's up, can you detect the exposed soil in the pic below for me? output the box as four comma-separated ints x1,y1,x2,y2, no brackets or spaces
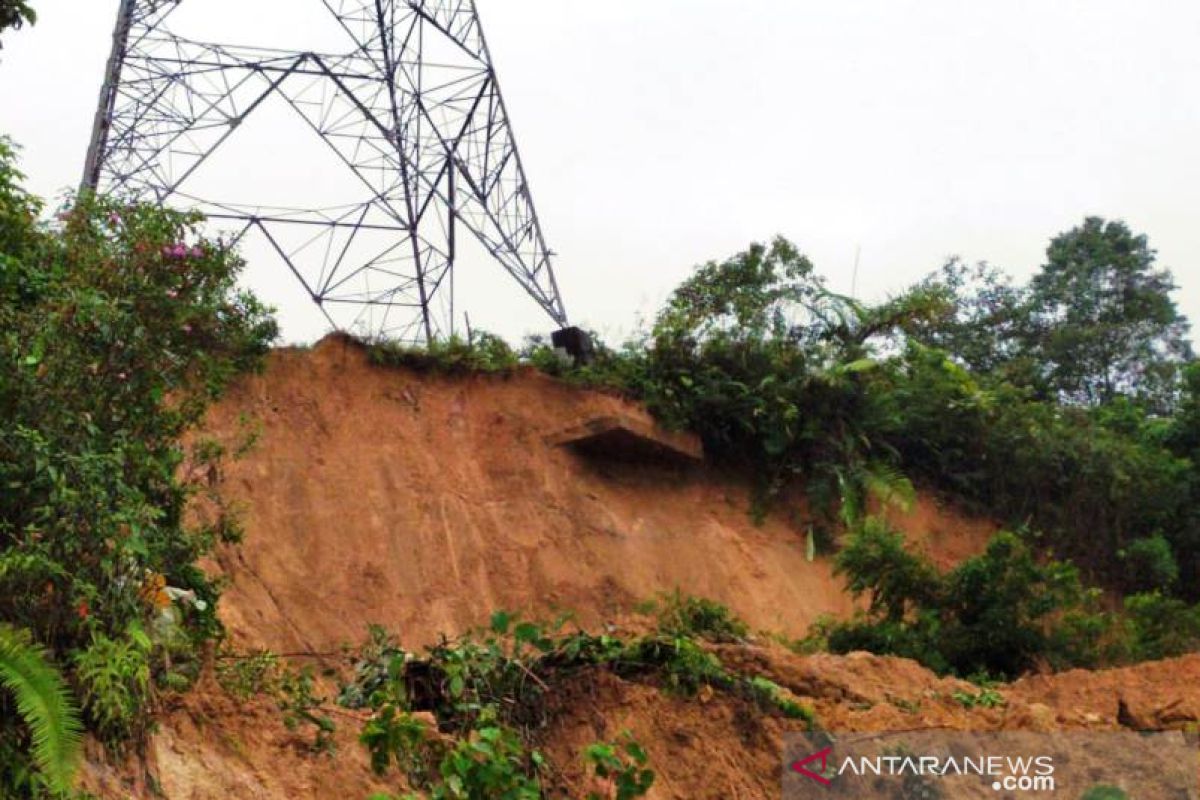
80,336,1200,799
201,334,992,655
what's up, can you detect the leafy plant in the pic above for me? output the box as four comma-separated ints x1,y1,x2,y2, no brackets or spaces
824,527,1114,678
278,665,336,754
0,0,35,46
215,650,280,700
583,732,655,800
951,688,1005,709
367,331,519,375
0,138,275,785
651,591,748,643
0,625,81,794
72,625,152,742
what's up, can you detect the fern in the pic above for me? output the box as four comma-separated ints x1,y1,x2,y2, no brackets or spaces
0,625,83,794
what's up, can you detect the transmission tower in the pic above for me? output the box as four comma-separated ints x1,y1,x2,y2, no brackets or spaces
82,0,569,343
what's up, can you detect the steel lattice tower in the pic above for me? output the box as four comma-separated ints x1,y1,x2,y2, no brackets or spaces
82,0,568,343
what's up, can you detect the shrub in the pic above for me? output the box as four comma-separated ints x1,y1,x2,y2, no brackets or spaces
0,141,275,786
825,525,1113,678
367,332,518,375
1119,535,1179,593
583,732,655,800
652,591,749,643
1122,592,1200,661
72,625,151,742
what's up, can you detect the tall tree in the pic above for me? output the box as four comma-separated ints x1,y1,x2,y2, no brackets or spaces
0,0,34,48
1027,217,1192,410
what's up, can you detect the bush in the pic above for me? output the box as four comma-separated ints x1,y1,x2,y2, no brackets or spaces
0,141,276,788
825,524,1113,678
652,591,749,643
367,331,518,375
72,626,151,742
1119,535,1179,593
1122,592,1200,662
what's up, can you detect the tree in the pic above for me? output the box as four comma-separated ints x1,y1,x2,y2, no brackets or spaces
644,238,944,525
1027,217,1192,410
0,625,81,795
0,0,35,47
911,259,1032,377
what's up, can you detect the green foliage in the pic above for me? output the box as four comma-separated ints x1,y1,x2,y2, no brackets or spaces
916,218,1193,412
348,608,812,799
637,237,942,527
1081,786,1129,800
874,341,1195,594
832,517,941,623
72,624,152,742
826,526,1114,677
361,706,428,779
950,688,1005,709
0,625,81,795
367,332,519,375
279,665,336,754
0,0,35,47
215,650,281,701
1029,217,1192,410
0,141,275,788
1119,534,1179,593
583,732,655,800
651,591,748,643
337,625,408,711
1121,592,1200,662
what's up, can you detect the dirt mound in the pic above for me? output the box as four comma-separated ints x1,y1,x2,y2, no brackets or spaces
80,644,1200,800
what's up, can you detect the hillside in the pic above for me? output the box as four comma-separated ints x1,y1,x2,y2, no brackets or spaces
198,334,991,654
74,335,1200,799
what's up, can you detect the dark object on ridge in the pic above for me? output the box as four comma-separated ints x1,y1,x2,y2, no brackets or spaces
553,326,595,365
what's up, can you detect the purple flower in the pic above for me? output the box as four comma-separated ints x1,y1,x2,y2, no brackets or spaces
190,246,204,259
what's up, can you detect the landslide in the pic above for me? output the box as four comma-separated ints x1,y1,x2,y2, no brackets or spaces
80,335,1200,799
198,333,992,655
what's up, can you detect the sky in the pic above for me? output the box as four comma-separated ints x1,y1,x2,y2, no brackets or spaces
1,0,1199,345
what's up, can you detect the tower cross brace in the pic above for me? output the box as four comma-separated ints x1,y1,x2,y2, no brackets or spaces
82,0,569,343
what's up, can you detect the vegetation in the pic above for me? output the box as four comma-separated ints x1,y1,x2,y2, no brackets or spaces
344,607,811,798
0,625,81,795
0,0,34,48
366,225,1200,676
0,138,276,792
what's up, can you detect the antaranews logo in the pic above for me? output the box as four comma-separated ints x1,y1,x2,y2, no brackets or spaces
788,746,1055,793
789,746,834,787
782,732,1196,798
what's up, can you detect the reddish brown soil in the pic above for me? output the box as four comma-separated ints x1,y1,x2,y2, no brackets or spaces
79,336,1200,799
202,334,993,654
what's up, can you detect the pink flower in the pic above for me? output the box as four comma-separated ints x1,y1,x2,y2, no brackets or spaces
172,244,188,258
108,212,121,226
190,246,204,259
166,289,178,299
182,324,193,334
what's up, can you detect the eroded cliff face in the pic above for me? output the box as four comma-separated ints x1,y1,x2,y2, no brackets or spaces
99,334,1195,800
199,333,990,655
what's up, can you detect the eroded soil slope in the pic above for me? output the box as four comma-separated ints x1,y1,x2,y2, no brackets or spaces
201,334,990,654
79,337,1200,799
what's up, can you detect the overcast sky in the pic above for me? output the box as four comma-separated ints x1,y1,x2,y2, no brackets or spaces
2,1,1198,345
